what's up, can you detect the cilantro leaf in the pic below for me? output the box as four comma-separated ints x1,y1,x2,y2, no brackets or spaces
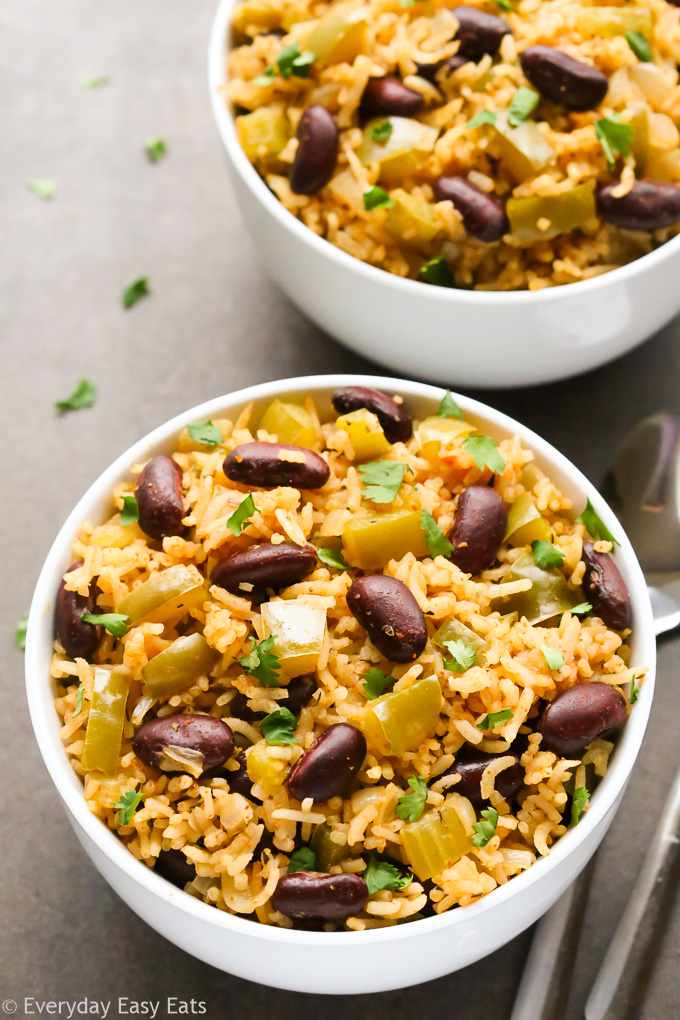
571,786,589,826
316,546,353,571
75,683,84,715
420,510,454,558
395,774,428,822
466,109,496,130
146,137,167,163
594,115,633,170
496,0,512,9
362,667,394,699
120,495,139,526
359,459,408,503
436,389,463,420
27,178,56,200
626,29,652,62
463,435,505,474
508,86,539,128
575,499,619,546
472,806,498,847
287,846,316,873
275,41,315,80
55,378,97,412
630,674,640,704
570,602,593,616
531,540,565,569
364,855,413,895
79,74,110,88
227,493,259,536
541,644,564,670
114,789,142,825
371,120,393,143
188,421,222,446
419,254,453,287
363,186,394,211
81,612,129,638
122,277,150,309
15,614,28,650
261,706,298,744
476,708,513,731
238,634,281,687
442,638,476,673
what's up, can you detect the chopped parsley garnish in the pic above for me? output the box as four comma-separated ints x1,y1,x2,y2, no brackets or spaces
463,434,505,475
145,137,167,162
261,706,298,744
495,0,512,9
79,74,110,88
287,846,316,873
275,41,316,80
55,377,97,412
15,614,28,650
364,856,413,895
238,634,281,687
472,807,499,847
541,644,564,670
75,683,84,715
81,613,129,638
316,546,353,571
571,786,589,826
570,602,593,616
114,789,142,825
120,495,139,526
420,510,454,559
436,389,463,420
122,277,150,309
227,493,259,536
359,459,408,503
395,774,428,822
371,120,393,143
466,109,497,130
419,254,453,287
531,540,565,570
594,115,633,170
630,674,640,704
442,638,476,673
508,87,539,128
575,499,619,546
27,178,56,200
188,420,222,446
362,667,394,699
626,29,652,63
363,185,394,211
476,708,513,731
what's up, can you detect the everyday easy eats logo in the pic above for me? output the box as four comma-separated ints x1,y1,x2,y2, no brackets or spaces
6,1000,207,1017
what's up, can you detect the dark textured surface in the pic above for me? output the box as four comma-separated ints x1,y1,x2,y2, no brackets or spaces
2,0,680,1016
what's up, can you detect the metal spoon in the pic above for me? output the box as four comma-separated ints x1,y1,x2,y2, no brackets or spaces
510,412,680,1020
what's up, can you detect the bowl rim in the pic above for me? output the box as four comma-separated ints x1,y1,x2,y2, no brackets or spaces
26,372,657,946
207,0,680,305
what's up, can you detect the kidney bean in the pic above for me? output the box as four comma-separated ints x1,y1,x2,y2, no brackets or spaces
289,106,339,195
597,180,680,231
359,78,424,118
346,574,428,663
331,386,413,442
229,676,317,723
520,46,608,111
581,542,632,631
453,6,512,61
212,541,317,597
436,744,524,806
416,54,469,82
135,455,185,541
133,714,234,772
449,486,508,575
540,682,627,757
54,561,102,660
155,849,196,888
221,749,262,802
287,723,367,802
224,441,330,489
433,177,509,242
272,872,368,922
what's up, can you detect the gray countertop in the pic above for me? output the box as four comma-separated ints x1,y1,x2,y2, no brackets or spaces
2,1,679,1016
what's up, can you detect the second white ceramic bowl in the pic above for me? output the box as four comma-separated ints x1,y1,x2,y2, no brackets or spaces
26,375,655,993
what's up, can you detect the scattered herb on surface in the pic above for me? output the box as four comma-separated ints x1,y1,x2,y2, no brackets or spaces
541,644,564,670
594,116,633,170
371,120,393,143
630,674,640,704
15,614,28,650
122,277,150,309
626,29,652,62
420,510,454,558
227,493,259,536
575,499,619,546
81,613,129,638
362,667,394,699
188,421,222,446
261,707,298,744
114,790,142,825
364,856,413,894
145,137,167,162
531,540,565,569
466,109,496,130
571,786,589,826
363,185,394,211
477,708,513,731
436,389,463,420
359,459,408,503
120,495,139,526
316,546,353,571
287,846,316,873
442,638,476,673
508,87,539,128
55,377,97,412
27,178,56,200
79,74,110,88
419,254,453,287
463,435,505,474
570,602,593,616
238,634,281,687
275,41,316,79
472,807,499,847
395,775,428,822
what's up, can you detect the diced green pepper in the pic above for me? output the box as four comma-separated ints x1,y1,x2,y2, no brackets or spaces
336,408,391,462
246,739,288,793
383,189,440,251
576,6,653,39
492,552,583,623
311,824,351,870
504,492,551,547
492,111,554,183
342,509,428,568
507,183,596,245
118,565,207,626
417,416,476,463
364,677,442,756
359,117,439,187
236,105,290,163
433,618,488,664
261,599,327,676
306,1,367,67
260,399,316,447
142,633,219,698
401,795,473,880
82,666,129,775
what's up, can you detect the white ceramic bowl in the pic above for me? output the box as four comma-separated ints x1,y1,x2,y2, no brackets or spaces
26,374,655,994
208,0,680,389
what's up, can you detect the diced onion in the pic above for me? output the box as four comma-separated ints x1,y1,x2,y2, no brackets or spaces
630,63,676,107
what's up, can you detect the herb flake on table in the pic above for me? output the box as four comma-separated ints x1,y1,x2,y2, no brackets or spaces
359,459,408,503
82,612,129,638
27,178,56,200
575,499,619,546
371,120,393,143
395,774,428,822
188,421,222,446
79,74,110,88
362,667,394,699
15,614,28,650
122,277,150,309
261,707,298,744
227,493,259,536
436,389,463,420
419,254,453,287
442,638,476,673
477,708,513,731
55,378,97,412
114,789,142,825
363,186,394,211
507,87,539,128
120,495,139,526
420,510,453,558
238,634,281,687
287,846,316,873
472,807,499,847
316,546,353,571
145,137,167,163
594,115,633,170
531,540,565,569
364,856,413,895
467,109,496,130
541,644,564,670
463,434,505,474
571,786,589,826
626,29,652,62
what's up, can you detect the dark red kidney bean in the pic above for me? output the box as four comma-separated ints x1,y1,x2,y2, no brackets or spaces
289,106,339,195
133,714,234,772
346,574,428,663
359,78,424,118
155,849,196,888
54,561,102,660
224,441,330,489
331,386,413,442
581,542,632,631
416,54,469,82
223,749,262,802
288,723,367,802
597,180,680,231
520,46,608,111
540,682,627,757
433,176,508,242
449,486,508,575
212,541,317,596
230,676,317,723
453,6,512,61
436,744,524,806
135,455,185,542
272,872,368,921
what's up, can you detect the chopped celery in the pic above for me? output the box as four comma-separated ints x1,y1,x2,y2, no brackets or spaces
433,618,488,664
142,633,219,698
342,509,427,568
492,552,583,623
507,183,596,244
336,408,391,462
260,399,316,447
359,117,439,187
261,599,327,675
417,415,476,462
311,824,350,870
504,492,551,547
384,189,440,250
492,111,554,183
306,1,367,67
91,522,143,549
118,565,207,626
576,6,653,39
401,794,473,880
364,677,442,756
82,666,129,775
236,106,290,162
